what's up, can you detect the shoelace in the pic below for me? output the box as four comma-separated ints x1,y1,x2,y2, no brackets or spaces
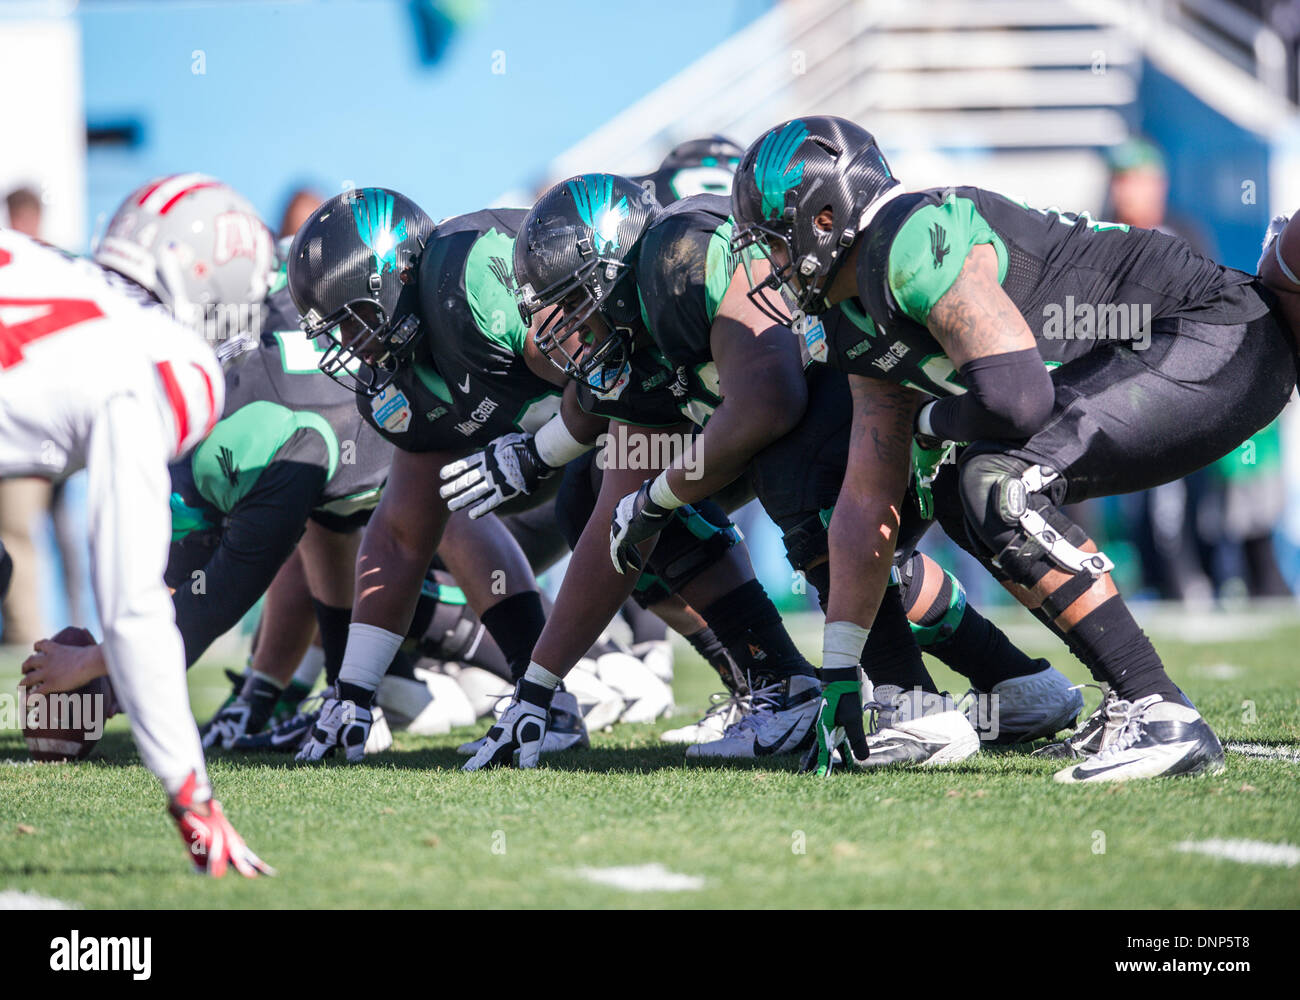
1085,695,1158,762
718,680,786,736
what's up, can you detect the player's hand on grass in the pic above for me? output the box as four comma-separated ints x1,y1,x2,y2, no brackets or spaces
463,695,548,771
439,432,553,519
168,771,274,878
802,680,870,777
295,696,370,763
201,700,254,751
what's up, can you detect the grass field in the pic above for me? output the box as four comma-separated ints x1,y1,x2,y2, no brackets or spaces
2,605,1298,909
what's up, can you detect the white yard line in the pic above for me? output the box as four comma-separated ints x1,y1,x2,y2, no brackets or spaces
0,889,77,909
1225,742,1300,763
1174,839,1300,868
576,863,705,892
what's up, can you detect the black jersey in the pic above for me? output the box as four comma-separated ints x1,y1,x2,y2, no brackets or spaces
823,186,1272,397
357,209,562,453
577,194,767,430
167,290,395,664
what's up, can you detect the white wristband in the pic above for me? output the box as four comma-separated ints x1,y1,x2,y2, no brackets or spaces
338,622,405,693
916,400,939,439
823,620,870,671
648,470,686,510
534,415,594,468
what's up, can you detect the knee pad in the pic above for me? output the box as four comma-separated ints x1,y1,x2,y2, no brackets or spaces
409,570,482,660
632,500,740,608
896,553,968,647
958,452,1113,616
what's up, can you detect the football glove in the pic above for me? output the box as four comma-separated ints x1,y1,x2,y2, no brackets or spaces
912,436,954,520
201,700,254,751
439,432,553,519
168,771,274,878
463,692,549,771
609,480,674,575
801,680,871,777
294,696,371,763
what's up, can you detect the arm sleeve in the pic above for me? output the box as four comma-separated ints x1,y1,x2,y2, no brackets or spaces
85,390,207,797
926,348,1056,442
172,445,328,665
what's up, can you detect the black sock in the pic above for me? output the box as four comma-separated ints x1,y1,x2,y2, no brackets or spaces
311,599,352,688
683,626,746,693
701,579,814,686
925,603,1045,691
480,591,547,682
1064,595,1179,702
240,674,283,734
860,585,937,693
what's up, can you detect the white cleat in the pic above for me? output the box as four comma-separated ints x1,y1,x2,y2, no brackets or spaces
1053,694,1225,784
443,663,514,720
631,639,675,684
661,689,749,745
959,664,1084,744
564,659,627,732
685,675,821,759
595,651,674,724
852,686,980,767
375,667,478,735
364,705,393,755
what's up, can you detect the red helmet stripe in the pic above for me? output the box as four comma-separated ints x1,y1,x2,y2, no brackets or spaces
158,181,223,216
135,177,171,207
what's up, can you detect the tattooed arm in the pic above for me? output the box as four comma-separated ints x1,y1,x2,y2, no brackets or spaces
919,244,1055,442
824,375,923,632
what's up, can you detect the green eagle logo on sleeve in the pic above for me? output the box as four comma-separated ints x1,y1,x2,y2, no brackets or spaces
755,120,809,220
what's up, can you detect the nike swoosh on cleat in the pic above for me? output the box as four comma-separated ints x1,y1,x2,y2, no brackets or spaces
753,718,808,756
1073,741,1202,779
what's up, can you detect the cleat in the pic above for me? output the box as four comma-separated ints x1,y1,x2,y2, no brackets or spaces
630,638,674,684
1032,684,1118,759
685,675,821,759
365,705,393,754
959,663,1083,744
852,685,980,767
456,688,588,756
661,689,749,745
563,659,626,731
231,688,329,753
594,650,673,724
1054,694,1225,783
375,667,477,735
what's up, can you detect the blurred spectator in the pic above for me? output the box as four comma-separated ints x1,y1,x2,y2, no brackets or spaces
277,187,325,240
4,186,42,237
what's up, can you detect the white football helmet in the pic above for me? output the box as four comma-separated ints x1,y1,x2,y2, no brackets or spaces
94,173,277,338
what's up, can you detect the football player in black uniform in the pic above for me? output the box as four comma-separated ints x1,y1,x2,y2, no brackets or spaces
632,135,744,206
729,115,1297,781
285,188,808,762
462,173,1078,769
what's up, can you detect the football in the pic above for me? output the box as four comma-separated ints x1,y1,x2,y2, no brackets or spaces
23,627,115,763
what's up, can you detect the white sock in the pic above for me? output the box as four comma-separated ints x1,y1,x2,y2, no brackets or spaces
524,661,562,690
293,645,326,687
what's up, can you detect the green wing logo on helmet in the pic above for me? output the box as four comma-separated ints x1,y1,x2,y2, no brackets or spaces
754,120,809,220
568,175,629,255
350,188,409,275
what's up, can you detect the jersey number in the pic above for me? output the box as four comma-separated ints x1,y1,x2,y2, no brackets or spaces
0,250,105,369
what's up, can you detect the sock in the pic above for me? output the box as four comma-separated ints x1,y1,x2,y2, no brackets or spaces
311,599,352,687
239,672,284,734
481,591,547,682
519,662,560,709
293,645,326,688
860,585,938,693
701,579,814,686
1063,595,1180,702
912,572,1043,690
277,679,312,714
338,681,374,708
684,626,746,693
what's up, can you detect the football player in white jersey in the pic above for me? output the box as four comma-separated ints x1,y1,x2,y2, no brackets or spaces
0,174,276,877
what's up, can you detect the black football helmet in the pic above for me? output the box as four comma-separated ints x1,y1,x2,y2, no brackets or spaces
730,116,898,319
513,174,659,391
287,187,435,395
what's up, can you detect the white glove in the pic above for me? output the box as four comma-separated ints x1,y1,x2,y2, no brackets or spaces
462,694,549,771
295,697,371,763
439,432,553,519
